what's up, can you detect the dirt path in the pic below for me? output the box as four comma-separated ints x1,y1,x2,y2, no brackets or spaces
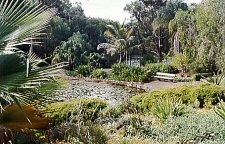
142,81,202,91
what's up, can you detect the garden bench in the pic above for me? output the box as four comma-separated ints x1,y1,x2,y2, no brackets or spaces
154,72,176,82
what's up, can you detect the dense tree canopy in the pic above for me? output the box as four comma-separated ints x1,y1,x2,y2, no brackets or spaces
169,0,225,73
124,0,188,62
25,0,225,73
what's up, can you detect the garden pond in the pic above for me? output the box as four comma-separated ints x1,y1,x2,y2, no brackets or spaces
54,81,141,105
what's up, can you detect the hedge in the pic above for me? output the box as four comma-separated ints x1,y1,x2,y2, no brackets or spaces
131,84,225,112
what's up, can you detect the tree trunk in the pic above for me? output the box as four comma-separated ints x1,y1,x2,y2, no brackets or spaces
125,49,128,65
129,55,131,66
119,47,122,63
174,32,180,53
158,28,163,62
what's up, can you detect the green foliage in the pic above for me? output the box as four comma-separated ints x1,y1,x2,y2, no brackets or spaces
88,53,106,68
113,112,225,143
111,63,147,82
145,63,177,75
111,63,129,76
170,0,225,73
65,71,78,77
91,69,108,79
174,76,193,82
53,122,108,144
140,54,158,65
52,32,92,65
193,73,213,81
0,0,63,113
44,1,119,63
117,115,146,137
0,0,54,51
171,53,189,72
202,75,225,86
125,0,188,61
215,101,225,120
117,136,156,144
99,101,138,118
103,23,135,63
74,65,93,77
45,98,107,123
149,112,225,143
152,98,188,122
100,105,124,119
66,67,107,79
38,78,68,95
47,16,72,50
131,84,225,111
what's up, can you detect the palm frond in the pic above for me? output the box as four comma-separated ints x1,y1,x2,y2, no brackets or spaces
105,25,118,37
126,27,133,40
0,52,66,108
0,0,55,51
97,43,117,56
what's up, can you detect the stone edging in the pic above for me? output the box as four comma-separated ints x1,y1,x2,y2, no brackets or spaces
64,76,150,92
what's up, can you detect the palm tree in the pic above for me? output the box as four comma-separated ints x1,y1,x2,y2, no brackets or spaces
102,22,134,63
0,0,62,131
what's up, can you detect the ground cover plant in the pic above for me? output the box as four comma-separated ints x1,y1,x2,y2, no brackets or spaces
148,112,225,143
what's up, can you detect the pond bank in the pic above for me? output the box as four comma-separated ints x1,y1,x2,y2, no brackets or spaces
63,75,202,92
63,76,149,91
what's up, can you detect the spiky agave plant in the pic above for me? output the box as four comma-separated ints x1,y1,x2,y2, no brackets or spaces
215,101,225,120
0,0,63,131
201,75,225,86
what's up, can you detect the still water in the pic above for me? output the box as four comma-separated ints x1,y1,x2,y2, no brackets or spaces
56,81,140,105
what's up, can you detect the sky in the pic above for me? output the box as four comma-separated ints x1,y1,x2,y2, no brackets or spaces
70,0,202,23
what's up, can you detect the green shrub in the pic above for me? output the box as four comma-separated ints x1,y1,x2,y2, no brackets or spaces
131,84,225,111
149,112,225,143
111,63,129,76
131,85,194,112
65,65,94,77
76,65,93,77
91,68,108,79
140,54,158,65
174,76,193,82
100,105,124,118
152,98,188,122
45,98,107,124
99,101,139,118
144,63,177,76
193,84,225,107
38,78,69,95
202,75,225,86
65,71,78,77
215,101,225,120
171,53,189,72
193,73,213,81
63,122,108,144
117,115,145,137
88,52,106,68
117,136,156,144
50,121,108,144
111,63,176,82
111,63,147,82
